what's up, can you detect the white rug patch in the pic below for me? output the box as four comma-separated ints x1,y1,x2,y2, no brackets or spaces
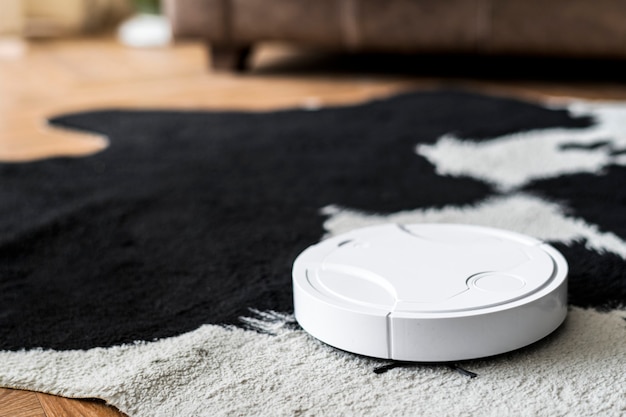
0,308,624,417
322,193,626,259
416,103,626,191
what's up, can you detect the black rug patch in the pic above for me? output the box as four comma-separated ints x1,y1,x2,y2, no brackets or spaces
550,241,626,309
525,166,626,241
0,90,601,350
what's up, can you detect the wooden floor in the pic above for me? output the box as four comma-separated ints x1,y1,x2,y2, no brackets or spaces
2,35,626,416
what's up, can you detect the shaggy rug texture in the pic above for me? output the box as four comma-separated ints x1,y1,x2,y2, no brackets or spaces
0,90,624,416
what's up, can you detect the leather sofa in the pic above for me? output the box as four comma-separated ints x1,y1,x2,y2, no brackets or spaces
164,0,626,71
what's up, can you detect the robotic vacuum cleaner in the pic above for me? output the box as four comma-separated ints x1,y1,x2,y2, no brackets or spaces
292,224,568,361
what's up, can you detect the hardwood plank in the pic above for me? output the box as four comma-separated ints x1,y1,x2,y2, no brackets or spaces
0,388,46,417
37,392,126,417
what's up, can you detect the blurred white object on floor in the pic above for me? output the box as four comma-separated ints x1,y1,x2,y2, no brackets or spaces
117,14,171,48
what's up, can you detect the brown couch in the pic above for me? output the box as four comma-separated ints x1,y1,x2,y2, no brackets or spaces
164,0,626,71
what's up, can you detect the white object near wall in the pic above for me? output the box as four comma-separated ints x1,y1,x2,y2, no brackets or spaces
117,13,171,48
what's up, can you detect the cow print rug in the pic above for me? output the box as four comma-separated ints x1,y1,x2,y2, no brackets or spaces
1,90,625,416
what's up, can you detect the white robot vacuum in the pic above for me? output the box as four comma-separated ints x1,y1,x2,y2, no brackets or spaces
293,224,568,362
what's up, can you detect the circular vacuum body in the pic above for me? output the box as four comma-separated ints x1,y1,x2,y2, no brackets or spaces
293,224,568,362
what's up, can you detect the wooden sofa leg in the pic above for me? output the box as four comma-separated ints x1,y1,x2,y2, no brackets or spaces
209,44,252,72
